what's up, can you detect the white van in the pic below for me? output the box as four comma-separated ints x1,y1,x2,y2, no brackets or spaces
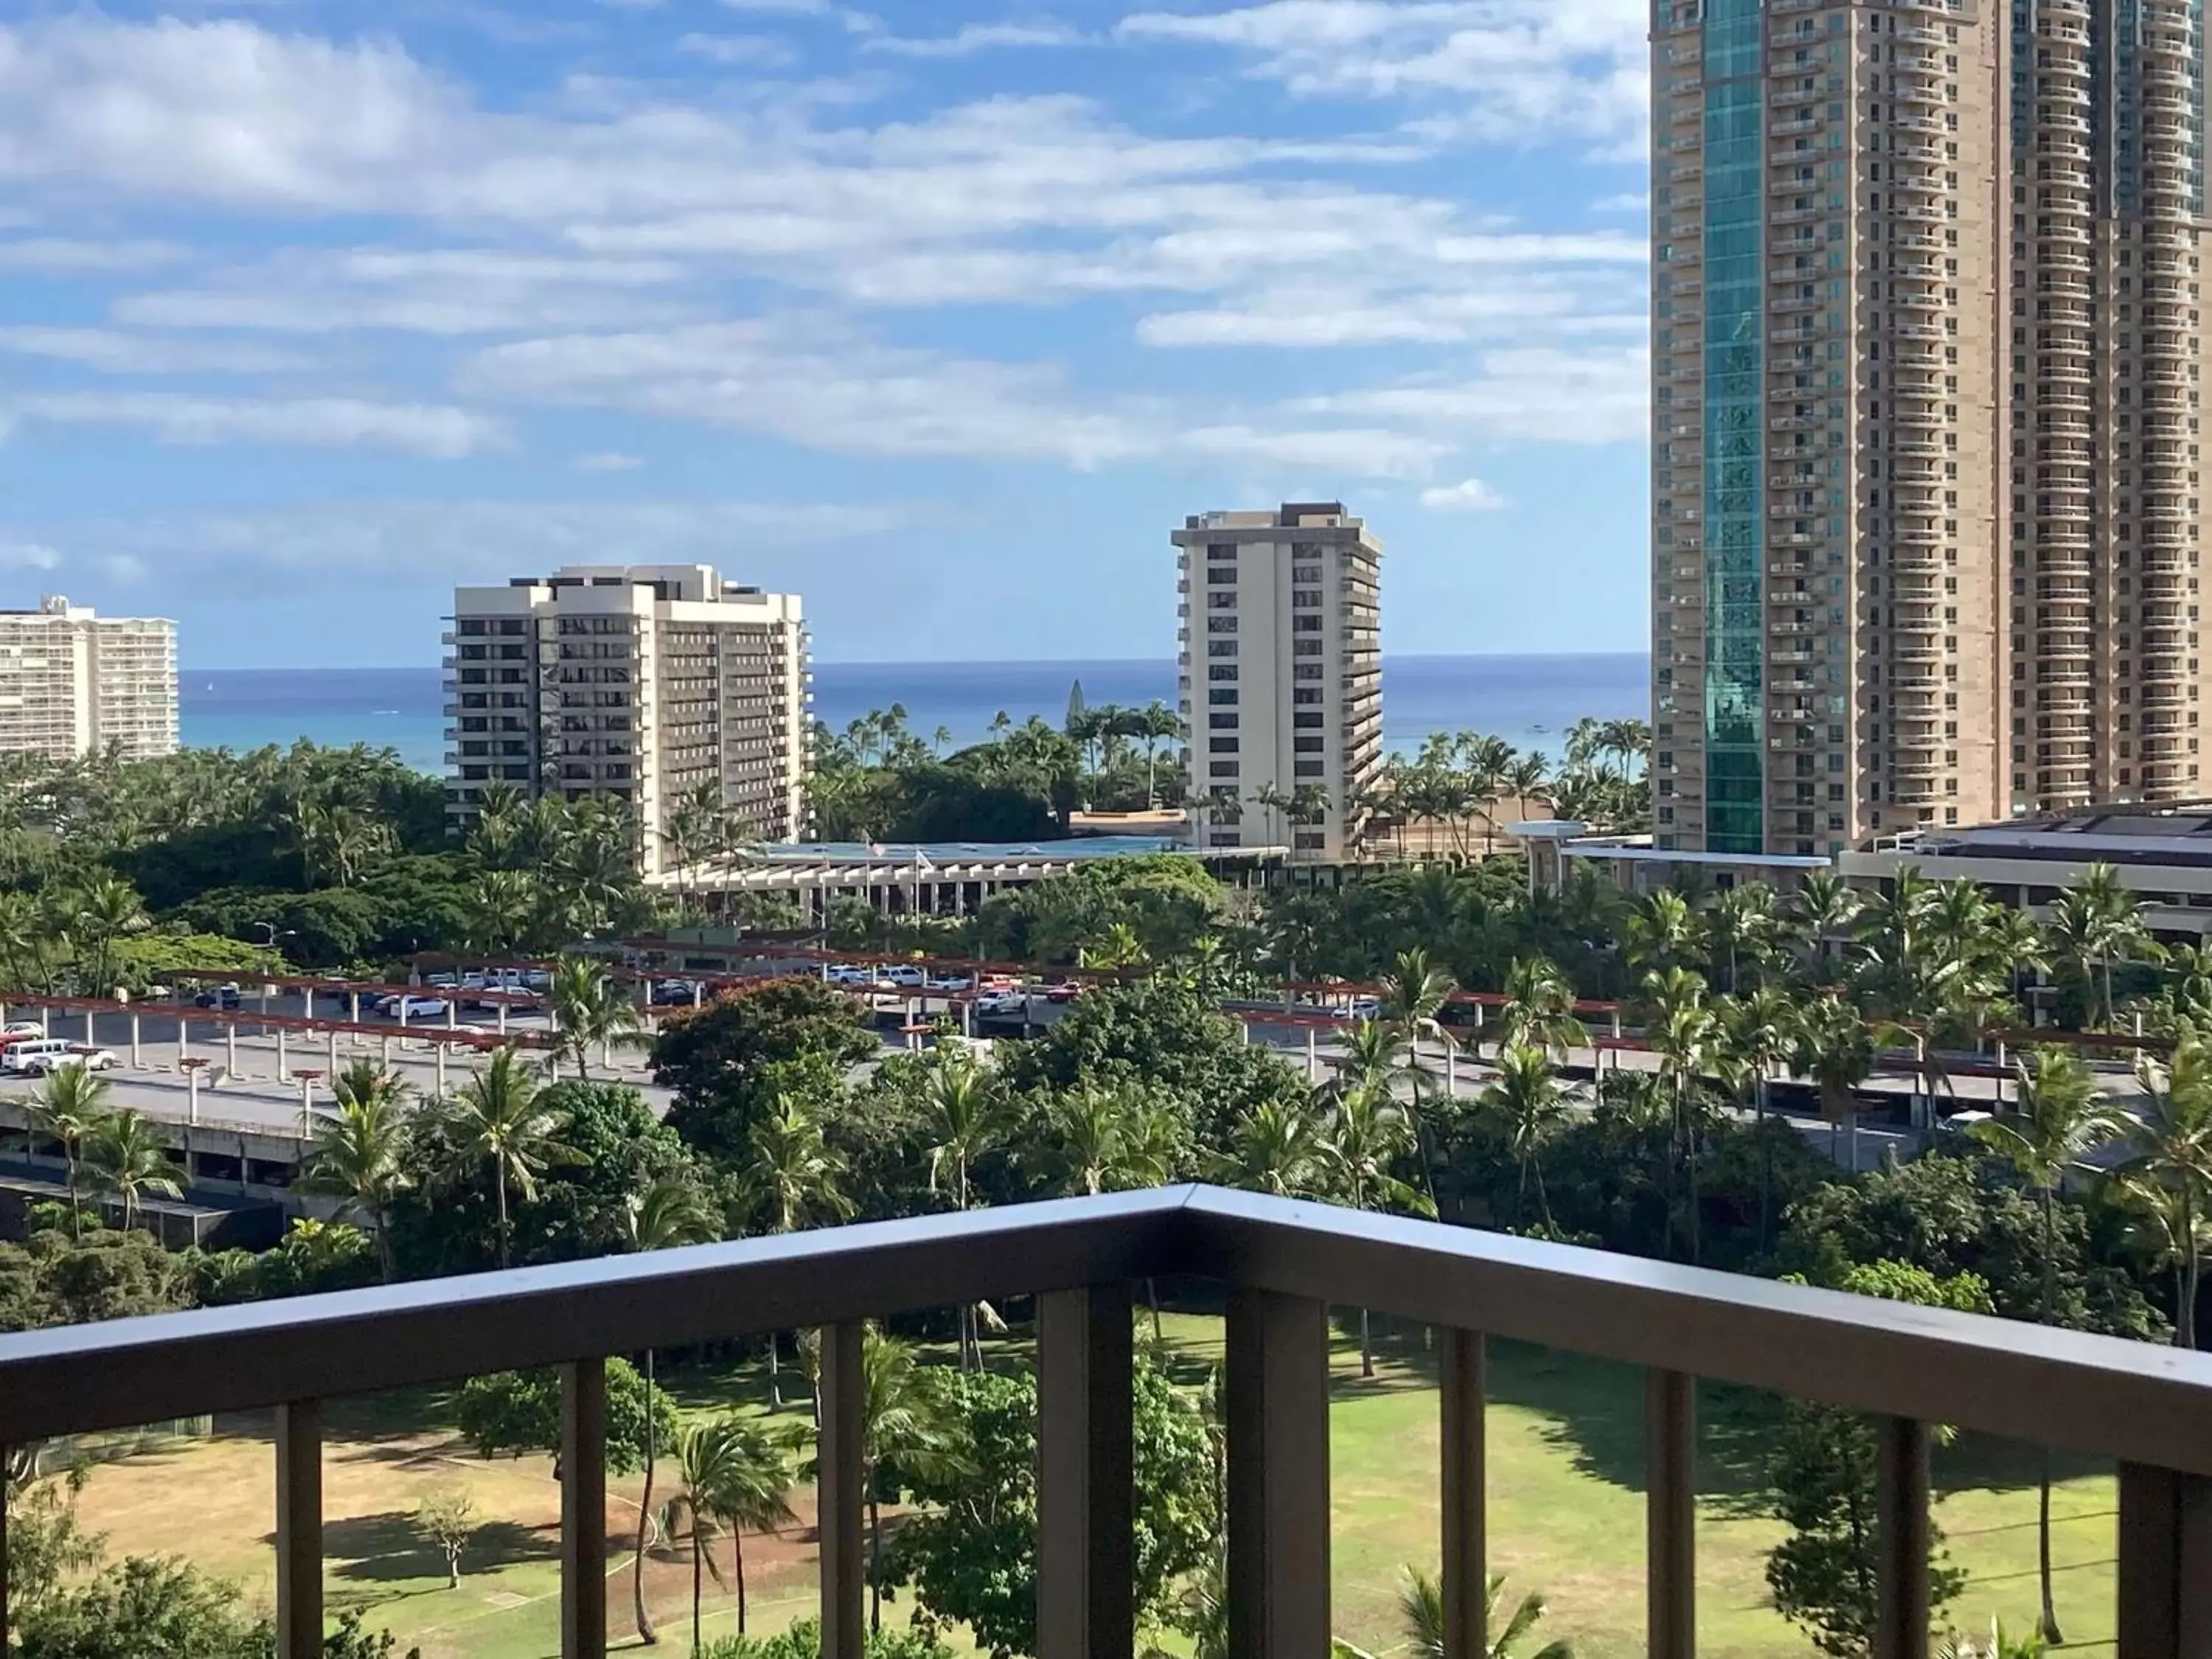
3,1040,114,1075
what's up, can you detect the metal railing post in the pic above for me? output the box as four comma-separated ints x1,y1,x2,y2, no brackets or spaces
819,1322,866,1659
1440,1329,1487,1659
276,1399,322,1659
1645,1369,1695,1659
1874,1416,1932,1659
562,1358,607,1659
1226,1289,1330,1659
1038,1282,1135,1659
2118,1461,2212,1658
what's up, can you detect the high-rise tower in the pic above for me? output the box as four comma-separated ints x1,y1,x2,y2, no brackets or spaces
1649,0,2206,855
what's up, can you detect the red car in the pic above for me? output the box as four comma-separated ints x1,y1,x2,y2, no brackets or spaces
1042,981,1083,1004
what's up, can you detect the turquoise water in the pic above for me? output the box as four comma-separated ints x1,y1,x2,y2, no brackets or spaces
181,655,1652,777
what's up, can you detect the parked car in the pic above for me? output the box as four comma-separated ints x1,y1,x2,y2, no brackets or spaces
878,964,928,989
1,1020,46,1040
971,990,1030,1018
653,978,702,1005
926,973,974,992
826,964,873,985
1042,981,1083,1004
4,1040,115,1075
1347,995,1381,1020
372,995,451,1020
193,984,243,1010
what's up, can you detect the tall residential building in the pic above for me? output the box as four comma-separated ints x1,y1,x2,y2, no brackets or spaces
0,595,178,762
445,565,810,874
1174,503,1383,858
1648,0,2206,858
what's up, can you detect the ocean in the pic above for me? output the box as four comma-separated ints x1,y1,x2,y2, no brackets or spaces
180,655,1652,778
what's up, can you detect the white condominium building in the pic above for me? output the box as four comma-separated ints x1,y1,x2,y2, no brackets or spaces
0,595,178,762
1175,503,1383,859
445,565,811,874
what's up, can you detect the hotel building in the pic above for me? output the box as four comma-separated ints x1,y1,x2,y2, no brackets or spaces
0,595,178,762
1649,0,2207,855
1174,504,1383,858
445,565,810,874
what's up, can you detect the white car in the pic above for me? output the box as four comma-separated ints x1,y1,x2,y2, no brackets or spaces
1348,996,1382,1020
1,1020,44,1039
972,990,1031,1018
826,964,874,985
374,995,451,1020
877,964,928,989
926,973,974,992
14,1046,116,1076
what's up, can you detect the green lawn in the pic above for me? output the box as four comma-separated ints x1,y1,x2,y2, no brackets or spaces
66,1315,2121,1659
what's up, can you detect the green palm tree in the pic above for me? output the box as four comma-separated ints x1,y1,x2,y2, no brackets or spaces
83,1109,182,1232
858,1329,965,1632
1793,998,1877,1175
1213,1099,1333,1199
919,1053,1011,1370
1644,968,1718,1262
1039,1086,1172,1197
72,873,149,995
1789,869,1863,970
1324,1087,1431,1377
622,1176,720,1646
2115,1034,2212,1349
300,1060,414,1282
26,1063,108,1238
1967,1048,2123,1644
546,955,647,1079
1495,956,1587,1062
1627,888,1705,976
1397,1565,1572,1659
664,1419,741,1654
2042,863,2152,1029
1725,985,1801,1251
1704,883,1779,994
714,1416,798,1635
442,1046,583,1268
1482,1045,1571,1231
746,1096,852,1408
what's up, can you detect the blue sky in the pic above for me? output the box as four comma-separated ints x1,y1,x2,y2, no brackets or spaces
0,0,1651,667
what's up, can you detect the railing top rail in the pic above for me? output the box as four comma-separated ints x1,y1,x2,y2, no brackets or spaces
4,1185,2212,1475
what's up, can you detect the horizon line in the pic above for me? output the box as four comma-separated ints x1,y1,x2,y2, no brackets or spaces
181,648,1655,675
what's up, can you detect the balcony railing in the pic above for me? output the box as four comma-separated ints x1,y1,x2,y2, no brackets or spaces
2,1186,2211,1659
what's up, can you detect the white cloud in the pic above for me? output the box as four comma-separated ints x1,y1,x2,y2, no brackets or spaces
678,32,799,66
1116,0,1647,148
0,326,316,375
465,319,1446,475
118,247,695,335
1303,346,1649,444
1591,190,1648,212
572,451,645,471
68,498,914,579
0,541,63,571
720,0,879,31
1183,423,1449,479
865,22,1091,57
465,319,1158,467
0,237,184,272
1420,476,1507,512
11,393,507,457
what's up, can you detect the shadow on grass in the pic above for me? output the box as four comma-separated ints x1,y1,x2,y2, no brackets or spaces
300,1511,560,1582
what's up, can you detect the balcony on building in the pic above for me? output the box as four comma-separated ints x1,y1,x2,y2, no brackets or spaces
3,1187,2211,1659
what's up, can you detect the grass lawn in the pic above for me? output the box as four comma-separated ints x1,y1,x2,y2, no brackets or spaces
58,1313,2121,1659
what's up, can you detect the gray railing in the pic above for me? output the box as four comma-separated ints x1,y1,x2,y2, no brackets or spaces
1,1186,2209,1659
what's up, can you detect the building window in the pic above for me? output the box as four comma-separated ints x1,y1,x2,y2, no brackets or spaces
1293,641,1324,656
1208,591,1238,609
1293,616,1324,632
1209,665,1239,681
1293,759,1325,777
1208,713,1239,729
1208,690,1239,706
1209,830,1241,846
1208,762,1239,779
1292,591,1323,609
1206,566,1237,585
1293,712,1324,728
1208,641,1237,658
1207,543,1234,560
1209,737,1239,754
1293,830,1326,850
1293,737,1325,752
1293,688,1323,705
1208,617,1239,634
